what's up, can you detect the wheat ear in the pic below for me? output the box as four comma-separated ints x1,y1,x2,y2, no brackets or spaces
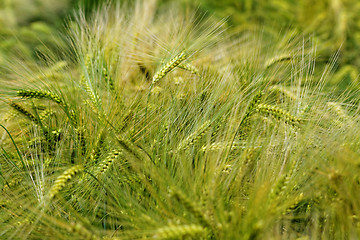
152,224,206,239
17,89,63,105
270,160,298,201
95,149,123,177
178,62,200,76
327,102,350,121
177,120,211,151
265,54,292,68
9,101,40,125
116,135,150,162
256,104,301,126
48,165,84,200
269,85,297,100
152,51,187,84
39,109,55,122
69,222,100,240
103,66,114,91
170,189,212,231
235,91,264,140
201,141,242,152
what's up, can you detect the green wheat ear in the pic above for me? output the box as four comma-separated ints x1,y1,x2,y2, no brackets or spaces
69,222,100,240
256,104,302,127
177,120,211,151
102,66,115,91
39,109,55,121
48,165,84,200
153,224,206,239
265,54,292,68
178,62,200,76
235,91,264,140
270,85,297,100
170,189,213,232
17,89,63,105
152,51,187,85
95,149,123,177
9,101,40,125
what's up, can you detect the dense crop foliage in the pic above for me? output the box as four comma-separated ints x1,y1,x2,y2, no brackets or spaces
172,0,360,93
1,1,360,239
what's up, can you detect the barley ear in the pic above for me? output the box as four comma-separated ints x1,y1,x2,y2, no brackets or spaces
116,135,150,162
103,66,115,91
95,149,123,177
177,120,211,151
270,160,298,201
170,189,212,231
17,89,63,106
269,85,297,100
236,91,264,140
265,54,292,68
69,222,100,240
327,102,350,121
256,104,302,127
48,165,84,200
152,51,187,85
39,109,55,122
152,224,206,239
9,101,40,125
178,62,200,77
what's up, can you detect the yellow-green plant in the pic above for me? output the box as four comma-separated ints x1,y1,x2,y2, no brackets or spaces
0,1,360,240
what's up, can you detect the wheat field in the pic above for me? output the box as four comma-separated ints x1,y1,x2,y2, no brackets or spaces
1,1,360,239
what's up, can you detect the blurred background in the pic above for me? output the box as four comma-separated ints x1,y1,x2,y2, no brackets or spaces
1,0,359,91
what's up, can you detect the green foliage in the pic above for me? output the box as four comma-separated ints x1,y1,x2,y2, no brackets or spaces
1,1,360,240
174,0,360,93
